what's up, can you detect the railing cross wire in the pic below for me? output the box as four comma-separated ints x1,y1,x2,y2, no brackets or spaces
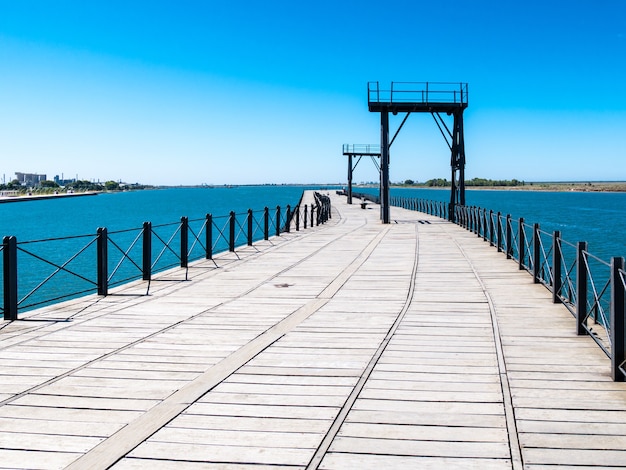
186,217,209,260
107,229,144,285
150,222,184,272
16,236,99,309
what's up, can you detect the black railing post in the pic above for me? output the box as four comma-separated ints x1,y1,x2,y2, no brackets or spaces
552,231,562,303
206,214,213,259
229,211,236,252
247,209,254,245
482,209,488,242
97,228,108,296
263,207,269,240
275,206,281,236
533,223,540,283
496,212,502,252
611,256,625,381
3,236,18,321
518,218,525,269
576,241,588,336
180,217,189,268
285,205,291,233
506,214,512,259
295,206,300,231
142,222,152,281
310,205,315,228
489,210,494,246
304,205,308,229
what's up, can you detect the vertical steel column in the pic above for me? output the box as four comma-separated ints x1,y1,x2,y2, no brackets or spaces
552,231,562,303
3,236,18,321
304,205,308,229
229,211,236,252
180,217,188,268
310,205,314,228
263,208,269,240
457,110,466,207
206,214,213,259
97,228,108,296
142,222,152,281
533,223,540,283
611,256,625,381
576,241,588,335
275,206,281,236
380,108,390,224
449,109,466,221
347,154,353,205
247,209,254,245
285,205,291,233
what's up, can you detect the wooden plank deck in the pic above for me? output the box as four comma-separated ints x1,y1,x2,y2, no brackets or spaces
1,191,626,469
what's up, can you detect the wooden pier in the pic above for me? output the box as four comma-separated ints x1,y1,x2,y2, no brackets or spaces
2,191,626,469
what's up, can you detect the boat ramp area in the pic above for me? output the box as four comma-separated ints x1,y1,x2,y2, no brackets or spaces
2,191,626,469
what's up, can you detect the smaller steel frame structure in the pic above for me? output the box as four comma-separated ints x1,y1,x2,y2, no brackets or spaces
342,144,381,205
368,81,468,223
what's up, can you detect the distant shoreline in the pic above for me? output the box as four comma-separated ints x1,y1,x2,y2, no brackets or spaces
377,182,626,193
0,192,99,204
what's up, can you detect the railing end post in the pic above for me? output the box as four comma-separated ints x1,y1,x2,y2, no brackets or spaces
3,235,18,321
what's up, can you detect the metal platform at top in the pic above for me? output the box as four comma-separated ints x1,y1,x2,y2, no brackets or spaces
342,144,381,156
368,81,468,113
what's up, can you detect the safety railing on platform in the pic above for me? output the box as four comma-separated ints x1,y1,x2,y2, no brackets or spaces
389,195,626,381
368,81,469,105
2,193,332,320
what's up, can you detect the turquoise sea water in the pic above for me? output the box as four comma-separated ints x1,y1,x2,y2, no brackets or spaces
0,185,325,241
1,184,625,313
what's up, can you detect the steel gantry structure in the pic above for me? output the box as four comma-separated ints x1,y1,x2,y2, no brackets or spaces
367,82,469,223
342,144,381,205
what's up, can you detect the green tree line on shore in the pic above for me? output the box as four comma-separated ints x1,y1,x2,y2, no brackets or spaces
402,178,524,187
0,179,151,193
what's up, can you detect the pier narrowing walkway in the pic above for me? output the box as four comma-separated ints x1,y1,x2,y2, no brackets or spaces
1,192,625,469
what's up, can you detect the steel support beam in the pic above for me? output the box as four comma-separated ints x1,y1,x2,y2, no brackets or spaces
347,154,353,204
449,109,466,221
380,109,390,224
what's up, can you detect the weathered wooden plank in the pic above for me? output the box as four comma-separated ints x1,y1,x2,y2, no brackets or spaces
329,436,511,459
127,441,312,466
320,453,511,470
0,449,82,470
338,422,508,442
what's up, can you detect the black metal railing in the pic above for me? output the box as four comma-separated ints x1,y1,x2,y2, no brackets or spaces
2,193,332,320
390,195,626,381
368,81,469,105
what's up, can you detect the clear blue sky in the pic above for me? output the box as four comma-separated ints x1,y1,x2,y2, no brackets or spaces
1,1,625,185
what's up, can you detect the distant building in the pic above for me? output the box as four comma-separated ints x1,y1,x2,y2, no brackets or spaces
54,175,76,186
15,172,47,186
